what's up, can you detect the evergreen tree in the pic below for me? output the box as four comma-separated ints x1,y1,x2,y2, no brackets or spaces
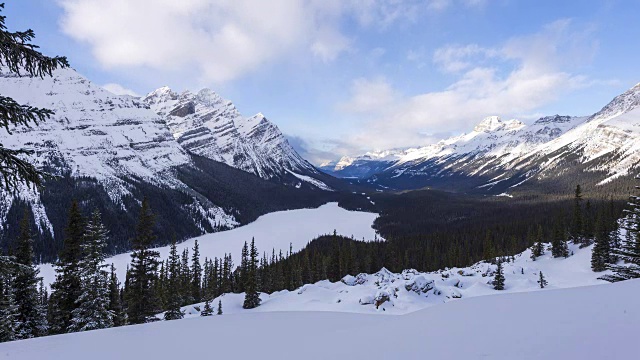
69,210,113,332
164,239,184,320
191,240,202,304
49,200,84,334
482,230,495,261
200,299,213,317
538,271,548,288
591,210,612,272
551,221,569,258
0,3,69,191
530,226,545,261
180,248,192,305
13,211,47,339
243,238,261,309
126,198,160,324
107,264,124,327
603,179,640,282
239,241,248,293
492,261,505,290
217,299,223,315
0,270,18,343
571,184,584,244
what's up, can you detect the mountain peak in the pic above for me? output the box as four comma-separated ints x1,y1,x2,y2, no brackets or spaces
473,116,503,132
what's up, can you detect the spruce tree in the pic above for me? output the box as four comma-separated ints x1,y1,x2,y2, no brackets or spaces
49,200,84,334
538,271,548,288
591,210,611,272
603,178,640,282
69,210,113,332
191,240,202,304
243,238,261,309
217,299,223,315
13,211,47,339
0,3,69,191
492,261,505,290
164,240,184,320
126,198,160,324
0,271,18,343
551,221,569,258
571,184,584,245
200,299,213,317
107,264,124,327
530,226,545,260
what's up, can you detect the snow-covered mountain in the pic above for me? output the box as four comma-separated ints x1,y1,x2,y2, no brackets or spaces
325,83,640,193
319,149,407,178
0,67,337,259
142,86,322,182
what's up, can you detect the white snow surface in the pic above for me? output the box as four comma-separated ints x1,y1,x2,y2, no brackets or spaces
38,202,379,287
4,261,638,359
176,242,607,317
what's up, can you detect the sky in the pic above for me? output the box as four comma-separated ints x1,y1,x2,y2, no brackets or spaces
7,0,640,164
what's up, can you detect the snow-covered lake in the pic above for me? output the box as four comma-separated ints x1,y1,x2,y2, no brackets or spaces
39,202,380,286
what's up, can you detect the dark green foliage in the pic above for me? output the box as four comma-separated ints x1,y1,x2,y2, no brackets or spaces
551,221,569,258
163,240,183,321
49,200,84,334
191,240,202,304
0,3,68,191
492,261,505,290
125,198,160,324
200,299,213,317
591,210,612,272
107,264,124,327
217,299,222,315
12,211,47,338
243,238,260,309
538,271,548,288
570,185,584,244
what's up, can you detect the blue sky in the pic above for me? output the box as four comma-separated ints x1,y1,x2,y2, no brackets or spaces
7,0,639,163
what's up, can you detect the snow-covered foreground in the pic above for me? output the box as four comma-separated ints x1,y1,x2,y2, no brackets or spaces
178,242,607,316
3,278,637,359
39,203,379,286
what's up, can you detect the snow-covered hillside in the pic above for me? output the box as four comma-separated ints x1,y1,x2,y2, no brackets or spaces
142,86,325,183
38,203,379,287
177,242,605,316
4,264,637,359
325,82,640,192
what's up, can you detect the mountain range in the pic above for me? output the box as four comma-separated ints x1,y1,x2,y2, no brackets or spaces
321,83,640,194
0,67,340,260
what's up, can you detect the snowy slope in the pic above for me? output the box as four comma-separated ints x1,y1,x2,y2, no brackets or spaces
142,86,327,185
3,270,637,359
327,82,640,192
38,203,379,287
178,242,605,316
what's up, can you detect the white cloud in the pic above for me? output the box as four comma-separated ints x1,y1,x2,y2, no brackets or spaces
338,19,601,151
102,83,139,97
57,0,436,84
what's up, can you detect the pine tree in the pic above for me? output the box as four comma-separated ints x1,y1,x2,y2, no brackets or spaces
13,211,47,339
571,184,584,245
49,200,84,334
551,221,569,258
530,226,545,261
492,261,505,290
191,240,202,304
591,210,612,272
243,238,261,309
217,299,223,315
164,239,184,320
239,241,248,293
69,210,113,332
538,271,548,289
200,299,213,317
0,271,18,343
107,264,124,327
603,178,640,282
0,3,69,191
126,198,160,324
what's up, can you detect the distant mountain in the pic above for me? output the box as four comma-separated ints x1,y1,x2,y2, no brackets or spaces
0,67,339,261
142,86,324,184
319,149,407,179
323,83,640,194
